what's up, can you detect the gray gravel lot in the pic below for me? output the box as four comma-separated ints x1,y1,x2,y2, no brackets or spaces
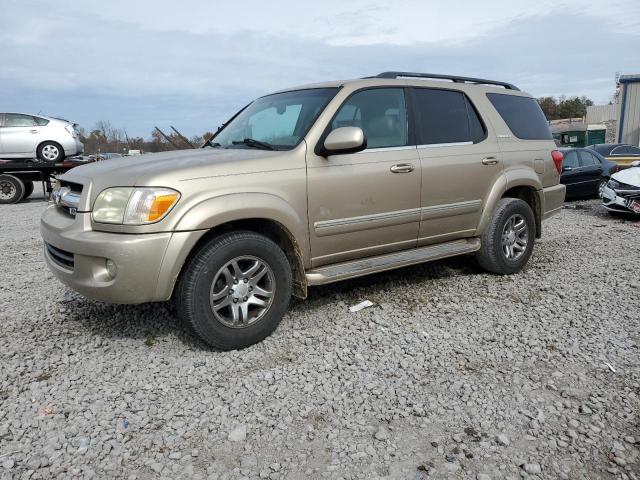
1,189,639,480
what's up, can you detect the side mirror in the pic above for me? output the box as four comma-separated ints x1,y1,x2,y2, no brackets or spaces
322,127,366,156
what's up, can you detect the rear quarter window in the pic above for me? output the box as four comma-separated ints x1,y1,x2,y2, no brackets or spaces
487,93,552,140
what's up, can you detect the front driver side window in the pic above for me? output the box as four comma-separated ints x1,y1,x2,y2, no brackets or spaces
331,88,407,149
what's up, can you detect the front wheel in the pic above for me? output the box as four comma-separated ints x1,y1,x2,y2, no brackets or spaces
175,231,292,350
597,178,608,198
37,142,64,163
476,198,536,275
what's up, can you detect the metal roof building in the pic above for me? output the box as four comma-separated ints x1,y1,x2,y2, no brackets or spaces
617,74,640,146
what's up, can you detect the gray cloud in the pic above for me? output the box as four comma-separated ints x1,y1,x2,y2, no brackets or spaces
1,0,638,136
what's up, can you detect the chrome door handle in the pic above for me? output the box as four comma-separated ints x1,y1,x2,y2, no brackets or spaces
30,129,38,134
390,163,415,173
481,157,498,165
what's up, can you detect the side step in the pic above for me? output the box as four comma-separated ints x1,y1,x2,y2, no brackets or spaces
306,238,481,286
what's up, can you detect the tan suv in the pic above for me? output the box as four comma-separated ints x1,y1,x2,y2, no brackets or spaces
41,72,566,349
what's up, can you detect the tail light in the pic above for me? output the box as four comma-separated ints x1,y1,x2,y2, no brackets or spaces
551,150,564,174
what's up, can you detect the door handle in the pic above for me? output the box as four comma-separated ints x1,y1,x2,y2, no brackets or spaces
30,129,38,134
390,163,415,173
481,157,499,165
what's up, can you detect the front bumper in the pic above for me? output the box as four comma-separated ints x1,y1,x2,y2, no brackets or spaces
601,184,640,213
40,205,206,304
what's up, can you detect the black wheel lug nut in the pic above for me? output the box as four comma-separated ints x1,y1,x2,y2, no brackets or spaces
243,278,248,283
243,296,248,301
233,298,238,303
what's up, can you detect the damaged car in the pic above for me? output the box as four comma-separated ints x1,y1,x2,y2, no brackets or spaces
601,160,640,214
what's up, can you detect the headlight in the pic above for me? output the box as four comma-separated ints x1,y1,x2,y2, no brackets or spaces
92,187,180,224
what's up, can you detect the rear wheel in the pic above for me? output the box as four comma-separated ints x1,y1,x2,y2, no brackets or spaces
0,175,25,204
175,231,292,350
37,142,64,163
476,198,536,275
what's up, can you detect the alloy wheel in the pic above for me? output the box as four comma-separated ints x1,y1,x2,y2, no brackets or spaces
42,145,59,161
209,256,275,328
501,214,528,261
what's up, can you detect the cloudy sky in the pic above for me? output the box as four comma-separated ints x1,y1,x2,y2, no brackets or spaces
1,0,639,138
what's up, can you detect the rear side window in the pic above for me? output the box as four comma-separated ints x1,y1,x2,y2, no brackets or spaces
563,151,579,169
412,88,486,145
487,93,552,140
578,151,598,166
34,117,50,126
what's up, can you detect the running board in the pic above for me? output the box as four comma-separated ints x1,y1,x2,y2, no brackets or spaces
306,238,481,286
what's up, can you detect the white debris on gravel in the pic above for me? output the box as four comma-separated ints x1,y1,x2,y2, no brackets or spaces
0,194,639,479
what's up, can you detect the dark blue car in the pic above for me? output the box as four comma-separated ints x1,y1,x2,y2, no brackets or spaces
559,147,620,199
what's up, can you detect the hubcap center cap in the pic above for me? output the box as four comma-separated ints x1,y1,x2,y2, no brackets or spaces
233,283,249,299
507,230,516,244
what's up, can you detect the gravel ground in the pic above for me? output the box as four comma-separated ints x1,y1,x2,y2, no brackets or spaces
1,189,639,480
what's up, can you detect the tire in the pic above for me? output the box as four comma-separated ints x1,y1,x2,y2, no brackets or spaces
23,180,34,199
0,175,25,204
475,198,536,275
37,142,64,163
175,231,293,350
597,178,608,198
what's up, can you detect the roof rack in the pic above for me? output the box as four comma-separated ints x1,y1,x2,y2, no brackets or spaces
372,72,520,91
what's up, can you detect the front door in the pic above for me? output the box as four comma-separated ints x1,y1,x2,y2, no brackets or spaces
306,88,421,267
411,87,503,245
1,114,41,155
577,150,603,194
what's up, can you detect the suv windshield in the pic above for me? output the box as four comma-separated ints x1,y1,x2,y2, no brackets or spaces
211,88,339,150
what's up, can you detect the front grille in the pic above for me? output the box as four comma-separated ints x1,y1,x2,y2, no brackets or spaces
45,243,74,270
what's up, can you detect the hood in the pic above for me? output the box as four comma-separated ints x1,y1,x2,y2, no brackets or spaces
611,166,640,187
63,147,286,192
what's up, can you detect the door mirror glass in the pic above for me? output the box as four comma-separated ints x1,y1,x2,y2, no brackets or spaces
323,127,366,155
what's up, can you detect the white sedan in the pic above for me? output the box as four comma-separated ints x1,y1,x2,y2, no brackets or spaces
601,161,640,214
0,112,84,163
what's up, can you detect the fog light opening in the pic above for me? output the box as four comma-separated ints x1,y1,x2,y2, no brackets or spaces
105,259,118,279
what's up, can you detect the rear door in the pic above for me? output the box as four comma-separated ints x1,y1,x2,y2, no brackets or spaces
412,87,501,245
577,150,603,194
559,150,582,196
1,114,40,154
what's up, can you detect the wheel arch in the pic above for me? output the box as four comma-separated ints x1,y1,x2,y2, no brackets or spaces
501,185,542,239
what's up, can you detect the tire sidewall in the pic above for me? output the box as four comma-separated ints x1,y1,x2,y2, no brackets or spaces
0,175,25,204
490,200,536,274
186,234,292,350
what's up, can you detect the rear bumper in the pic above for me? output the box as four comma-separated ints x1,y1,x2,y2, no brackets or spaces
61,138,84,156
40,205,206,304
541,183,566,219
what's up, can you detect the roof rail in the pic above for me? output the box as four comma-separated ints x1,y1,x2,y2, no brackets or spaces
373,72,520,91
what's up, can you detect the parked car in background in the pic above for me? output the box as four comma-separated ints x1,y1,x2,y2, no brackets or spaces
587,143,640,168
0,113,83,162
560,147,620,198
601,161,640,214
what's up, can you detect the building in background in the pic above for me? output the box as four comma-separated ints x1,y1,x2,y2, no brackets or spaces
585,73,640,146
617,74,640,146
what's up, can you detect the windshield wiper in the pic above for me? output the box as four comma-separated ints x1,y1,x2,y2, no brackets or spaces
232,138,275,151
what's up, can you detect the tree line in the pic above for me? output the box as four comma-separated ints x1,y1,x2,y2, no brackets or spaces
77,121,215,155
536,95,594,121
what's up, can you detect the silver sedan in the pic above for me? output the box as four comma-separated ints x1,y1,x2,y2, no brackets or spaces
0,112,84,163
